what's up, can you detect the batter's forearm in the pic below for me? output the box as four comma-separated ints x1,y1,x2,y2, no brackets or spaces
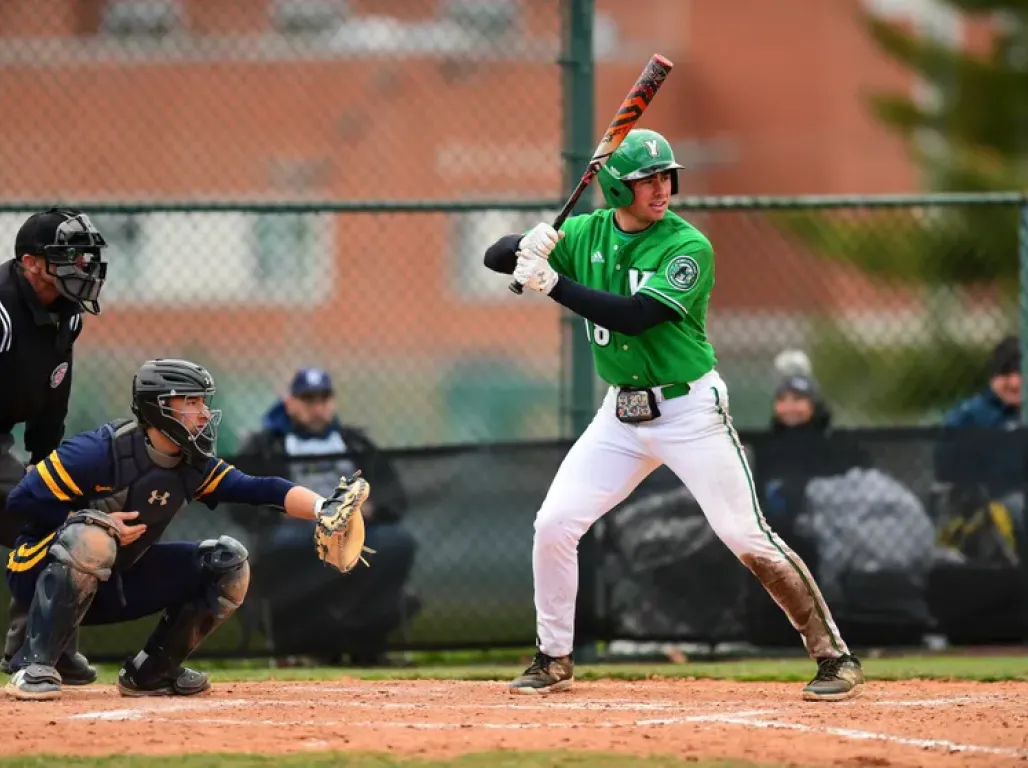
483,234,522,274
549,278,678,335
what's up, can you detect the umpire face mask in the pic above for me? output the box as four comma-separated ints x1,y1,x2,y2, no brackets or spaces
44,216,108,315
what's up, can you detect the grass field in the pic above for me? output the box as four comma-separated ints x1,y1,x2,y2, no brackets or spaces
4,653,1027,768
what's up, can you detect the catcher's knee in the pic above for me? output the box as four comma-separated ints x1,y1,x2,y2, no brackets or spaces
196,536,250,617
51,511,119,581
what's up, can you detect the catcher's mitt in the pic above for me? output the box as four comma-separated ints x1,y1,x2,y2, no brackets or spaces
314,471,372,574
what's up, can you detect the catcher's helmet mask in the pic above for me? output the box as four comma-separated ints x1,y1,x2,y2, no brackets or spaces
132,359,222,466
15,208,109,315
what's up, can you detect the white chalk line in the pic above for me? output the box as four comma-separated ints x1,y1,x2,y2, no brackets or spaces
111,707,1028,759
64,694,1028,760
684,711,1028,759
871,695,1002,707
80,709,777,731
65,693,1005,723
66,698,738,721
68,699,254,721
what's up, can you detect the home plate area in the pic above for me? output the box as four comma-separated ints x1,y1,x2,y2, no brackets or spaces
4,679,1027,766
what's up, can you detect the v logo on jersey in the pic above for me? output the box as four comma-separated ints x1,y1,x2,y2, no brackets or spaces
629,269,655,295
591,251,605,263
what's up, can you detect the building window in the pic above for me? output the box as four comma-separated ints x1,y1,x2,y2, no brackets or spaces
439,0,520,42
251,213,329,302
99,0,187,39
452,207,556,301
64,212,332,307
270,0,350,37
89,213,145,301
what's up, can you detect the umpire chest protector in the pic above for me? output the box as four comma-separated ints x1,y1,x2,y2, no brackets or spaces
92,419,206,569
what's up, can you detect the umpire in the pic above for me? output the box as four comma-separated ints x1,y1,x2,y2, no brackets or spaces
0,207,109,683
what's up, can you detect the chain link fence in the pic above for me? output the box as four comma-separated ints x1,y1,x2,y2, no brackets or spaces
2,194,1023,453
677,194,1028,430
1,0,564,202
3,1,1028,660
1,0,571,451
1,202,574,452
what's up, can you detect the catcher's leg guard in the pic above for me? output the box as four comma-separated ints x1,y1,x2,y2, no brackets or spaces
5,512,118,700
118,536,249,697
1,597,27,672
3,602,97,685
2,603,96,685
56,628,98,686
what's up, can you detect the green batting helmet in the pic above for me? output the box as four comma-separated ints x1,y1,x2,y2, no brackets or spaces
597,129,685,208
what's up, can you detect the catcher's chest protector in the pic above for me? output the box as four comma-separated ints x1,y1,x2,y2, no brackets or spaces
93,420,206,569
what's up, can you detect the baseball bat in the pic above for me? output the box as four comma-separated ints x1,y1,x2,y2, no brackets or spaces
509,53,674,294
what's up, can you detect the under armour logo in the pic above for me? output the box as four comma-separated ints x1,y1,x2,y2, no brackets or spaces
149,490,170,506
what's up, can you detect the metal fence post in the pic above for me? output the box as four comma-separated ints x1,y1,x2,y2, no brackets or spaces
558,0,603,661
1021,194,1028,426
560,0,596,439
1018,194,1028,640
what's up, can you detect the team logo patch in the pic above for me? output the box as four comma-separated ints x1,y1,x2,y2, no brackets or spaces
666,255,700,291
50,362,68,388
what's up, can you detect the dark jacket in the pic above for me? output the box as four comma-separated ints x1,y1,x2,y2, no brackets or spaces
235,401,408,526
759,403,869,524
0,260,84,465
934,387,1023,496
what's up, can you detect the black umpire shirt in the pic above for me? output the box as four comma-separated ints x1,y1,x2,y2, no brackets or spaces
0,259,84,467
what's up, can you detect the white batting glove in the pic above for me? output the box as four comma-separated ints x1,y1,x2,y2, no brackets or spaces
513,250,559,295
518,223,564,261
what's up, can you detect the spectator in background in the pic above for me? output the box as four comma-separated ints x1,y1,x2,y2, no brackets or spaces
760,353,861,536
762,373,832,532
233,367,420,666
760,351,935,639
934,336,1024,563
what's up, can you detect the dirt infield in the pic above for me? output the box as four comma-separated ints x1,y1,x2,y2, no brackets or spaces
5,678,1028,766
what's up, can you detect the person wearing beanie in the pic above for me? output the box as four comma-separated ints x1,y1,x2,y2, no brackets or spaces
936,336,1021,484
763,373,865,525
771,374,831,433
935,336,1025,550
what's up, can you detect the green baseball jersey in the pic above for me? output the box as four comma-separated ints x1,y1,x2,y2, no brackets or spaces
548,209,717,388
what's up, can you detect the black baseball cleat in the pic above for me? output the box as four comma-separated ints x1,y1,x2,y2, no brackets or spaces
117,657,210,698
2,651,96,686
508,651,574,695
802,654,864,701
55,651,97,686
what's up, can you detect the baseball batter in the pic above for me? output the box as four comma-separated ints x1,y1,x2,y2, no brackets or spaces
483,129,863,701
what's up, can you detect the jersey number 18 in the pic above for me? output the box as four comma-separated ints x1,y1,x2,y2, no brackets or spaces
584,321,610,347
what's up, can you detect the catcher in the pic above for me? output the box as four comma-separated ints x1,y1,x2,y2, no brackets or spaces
2,358,369,701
